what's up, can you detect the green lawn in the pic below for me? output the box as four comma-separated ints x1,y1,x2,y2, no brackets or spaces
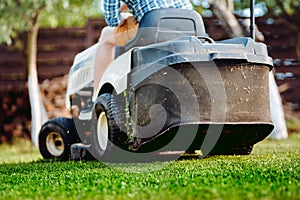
0,135,299,200
0,139,42,164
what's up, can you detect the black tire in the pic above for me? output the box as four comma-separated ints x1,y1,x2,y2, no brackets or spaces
89,93,128,162
38,117,80,161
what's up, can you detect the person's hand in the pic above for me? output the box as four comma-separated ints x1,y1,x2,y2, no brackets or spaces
120,12,132,21
119,3,131,24
120,3,129,12
114,15,138,46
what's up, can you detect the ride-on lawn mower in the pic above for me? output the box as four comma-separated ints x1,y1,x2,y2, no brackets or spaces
38,3,274,162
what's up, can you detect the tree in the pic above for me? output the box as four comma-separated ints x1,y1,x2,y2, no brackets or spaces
208,0,244,38
0,0,99,146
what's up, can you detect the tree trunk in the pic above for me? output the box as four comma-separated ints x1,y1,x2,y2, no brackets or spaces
209,0,243,38
26,20,48,146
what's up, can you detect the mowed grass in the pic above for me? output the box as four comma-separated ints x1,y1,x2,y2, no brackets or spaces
0,135,299,200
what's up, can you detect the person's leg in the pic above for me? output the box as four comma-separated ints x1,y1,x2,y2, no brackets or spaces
93,16,138,97
93,26,117,96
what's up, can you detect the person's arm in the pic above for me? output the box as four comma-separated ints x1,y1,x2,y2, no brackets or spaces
103,0,121,27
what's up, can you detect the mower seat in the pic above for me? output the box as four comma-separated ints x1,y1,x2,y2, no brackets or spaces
125,8,206,50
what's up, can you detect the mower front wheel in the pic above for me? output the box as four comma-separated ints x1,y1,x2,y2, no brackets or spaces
38,117,80,161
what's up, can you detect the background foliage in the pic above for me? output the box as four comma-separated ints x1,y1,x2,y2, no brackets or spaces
0,0,100,45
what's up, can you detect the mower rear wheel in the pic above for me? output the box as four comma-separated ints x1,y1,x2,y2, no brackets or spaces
89,93,127,162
